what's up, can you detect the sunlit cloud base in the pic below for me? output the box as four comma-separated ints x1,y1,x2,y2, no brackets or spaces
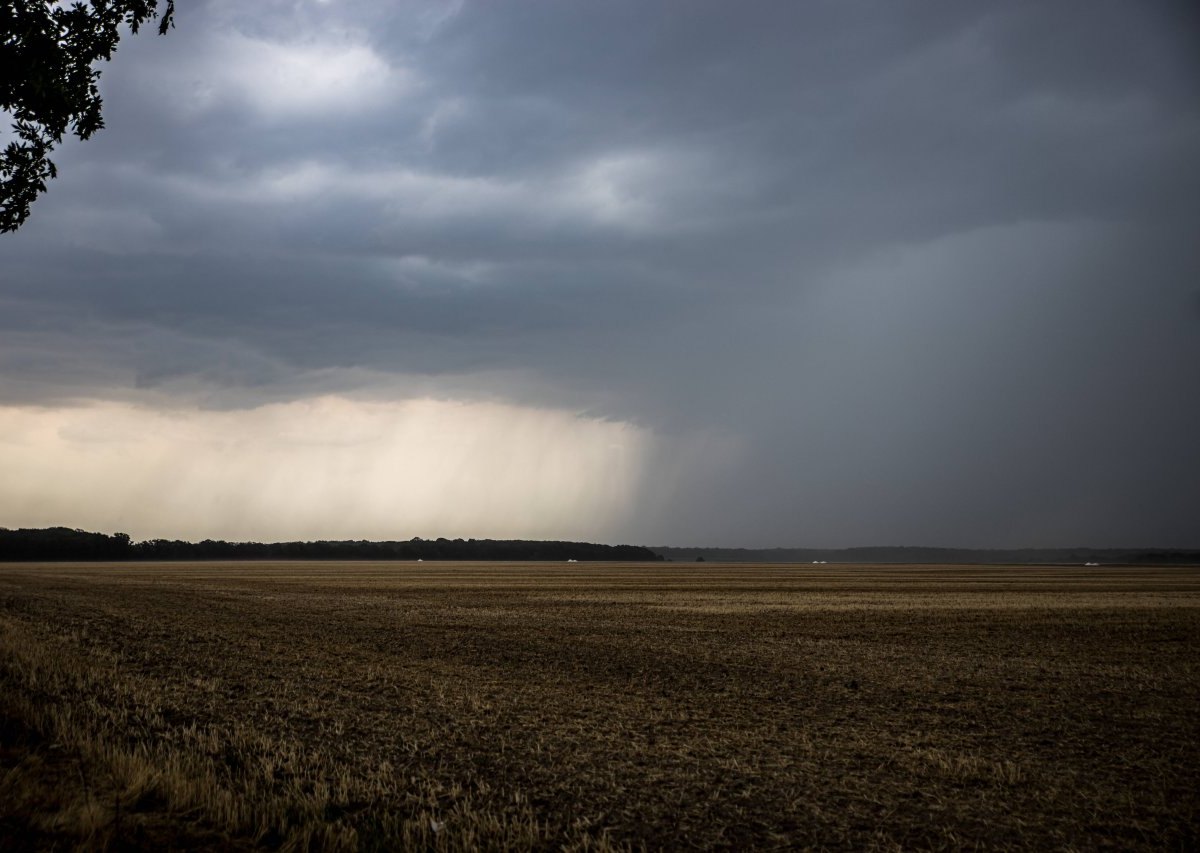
0,397,647,543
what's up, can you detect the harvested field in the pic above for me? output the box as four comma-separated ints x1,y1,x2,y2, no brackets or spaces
1,562,1198,850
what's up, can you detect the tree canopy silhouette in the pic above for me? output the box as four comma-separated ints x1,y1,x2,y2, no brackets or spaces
1,0,174,232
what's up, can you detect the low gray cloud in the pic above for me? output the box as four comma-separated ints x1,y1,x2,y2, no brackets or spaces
2,0,1198,546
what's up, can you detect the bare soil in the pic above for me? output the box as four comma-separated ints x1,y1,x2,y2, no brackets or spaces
1,562,1197,850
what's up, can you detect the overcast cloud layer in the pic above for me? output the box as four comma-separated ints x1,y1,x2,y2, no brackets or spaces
2,0,1198,547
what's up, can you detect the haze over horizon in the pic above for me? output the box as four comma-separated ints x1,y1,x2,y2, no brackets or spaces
3,1,1199,549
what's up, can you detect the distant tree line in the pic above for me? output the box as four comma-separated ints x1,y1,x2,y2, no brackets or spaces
0,527,662,562
653,545,1200,566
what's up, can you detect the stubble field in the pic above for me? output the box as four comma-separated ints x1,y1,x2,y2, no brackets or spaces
1,561,1197,850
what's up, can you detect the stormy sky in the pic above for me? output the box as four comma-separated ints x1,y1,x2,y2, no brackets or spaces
2,0,1198,547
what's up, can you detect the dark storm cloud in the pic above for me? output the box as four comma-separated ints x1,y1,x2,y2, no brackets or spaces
3,0,1198,546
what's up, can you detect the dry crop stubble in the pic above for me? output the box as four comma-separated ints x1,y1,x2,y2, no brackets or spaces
0,562,1198,850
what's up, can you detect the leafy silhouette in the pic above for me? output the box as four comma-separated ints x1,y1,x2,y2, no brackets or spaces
1,0,174,232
